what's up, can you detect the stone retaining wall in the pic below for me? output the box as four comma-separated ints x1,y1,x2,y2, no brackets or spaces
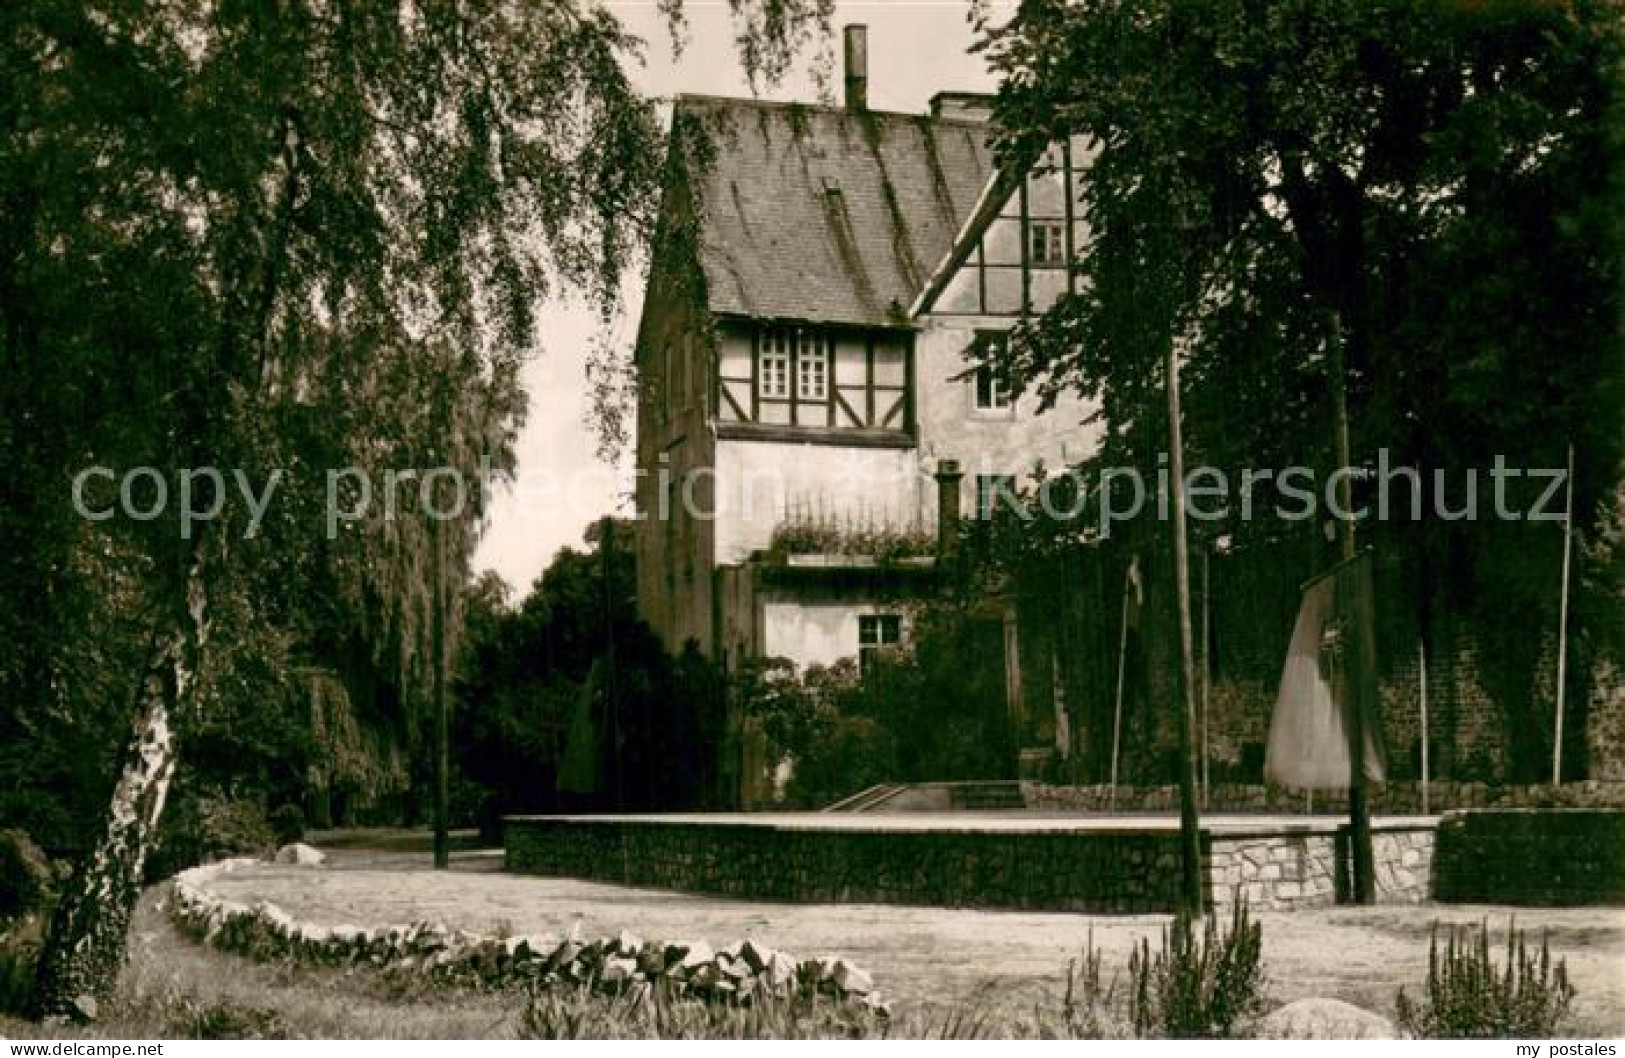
507,818,1194,913
505,817,1437,914
1208,826,1435,912
1024,780,1625,815
167,858,883,1004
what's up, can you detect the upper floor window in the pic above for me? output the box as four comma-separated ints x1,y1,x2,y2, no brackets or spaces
797,335,827,401
1030,221,1066,267
759,330,792,399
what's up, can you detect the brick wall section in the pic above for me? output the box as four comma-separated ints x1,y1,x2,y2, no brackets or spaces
1431,809,1625,906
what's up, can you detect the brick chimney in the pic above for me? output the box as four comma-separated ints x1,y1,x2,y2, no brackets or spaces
934,459,963,558
843,25,868,112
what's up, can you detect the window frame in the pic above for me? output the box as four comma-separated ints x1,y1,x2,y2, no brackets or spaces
858,613,903,670
758,329,791,400
1030,220,1066,267
971,331,1015,415
796,331,828,402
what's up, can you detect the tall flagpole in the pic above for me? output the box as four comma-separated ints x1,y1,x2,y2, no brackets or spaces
1553,443,1575,787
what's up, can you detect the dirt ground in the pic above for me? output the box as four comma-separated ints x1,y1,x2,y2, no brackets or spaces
196,834,1625,1035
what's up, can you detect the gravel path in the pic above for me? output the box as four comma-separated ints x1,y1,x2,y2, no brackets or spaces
194,836,1625,1033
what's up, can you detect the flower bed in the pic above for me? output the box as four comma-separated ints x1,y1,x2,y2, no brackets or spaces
166,859,882,1007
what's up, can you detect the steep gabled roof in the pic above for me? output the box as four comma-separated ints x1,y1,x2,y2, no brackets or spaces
671,95,994,328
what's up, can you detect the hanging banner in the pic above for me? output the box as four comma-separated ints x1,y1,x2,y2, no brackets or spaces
1265,552,1385,790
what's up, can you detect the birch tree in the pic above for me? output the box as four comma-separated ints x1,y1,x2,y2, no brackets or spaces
2,0,831,1019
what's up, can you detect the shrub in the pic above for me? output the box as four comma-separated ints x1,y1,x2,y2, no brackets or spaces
147,793,274,881
1126,900,1267,1039
1396,920,1574,1039
170,999,290,1040
521,984,894,1040
268,804,305,847
0,829,53,921
0,913,44,1017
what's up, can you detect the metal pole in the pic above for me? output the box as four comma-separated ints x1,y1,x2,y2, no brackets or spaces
1328,311,1375,904
1553,443,1575,787
1200,545,1211,809
1109,566,1131,811
1166,337,1205,915
431,496,449,870
1419,639,1430,815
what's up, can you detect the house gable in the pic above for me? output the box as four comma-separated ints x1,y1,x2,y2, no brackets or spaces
912,135,1093,320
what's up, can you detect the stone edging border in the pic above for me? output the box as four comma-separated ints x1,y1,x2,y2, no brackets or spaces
165,859,884,1008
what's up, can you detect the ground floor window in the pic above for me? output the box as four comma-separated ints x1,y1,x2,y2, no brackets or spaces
858,613,902,670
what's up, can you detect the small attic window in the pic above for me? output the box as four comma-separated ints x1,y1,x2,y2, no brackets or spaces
1030,222,1066,267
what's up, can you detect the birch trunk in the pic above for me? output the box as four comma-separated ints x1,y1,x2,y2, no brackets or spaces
31,571,205,1021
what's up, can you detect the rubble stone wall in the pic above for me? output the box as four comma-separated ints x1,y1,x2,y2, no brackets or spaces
1208,826,1435,912
168,859,882,1002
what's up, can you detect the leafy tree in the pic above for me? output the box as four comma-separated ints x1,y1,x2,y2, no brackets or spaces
978,0,1622,777
454,523,726,827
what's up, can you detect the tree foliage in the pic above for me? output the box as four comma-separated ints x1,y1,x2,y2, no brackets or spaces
976,0,1623,777
454,525,726,826
0,0,835,1015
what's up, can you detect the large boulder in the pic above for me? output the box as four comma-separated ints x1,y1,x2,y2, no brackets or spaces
1256,998,1396,1039
274,843,326,866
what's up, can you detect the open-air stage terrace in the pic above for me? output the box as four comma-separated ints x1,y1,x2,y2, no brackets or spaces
506,811,1445,914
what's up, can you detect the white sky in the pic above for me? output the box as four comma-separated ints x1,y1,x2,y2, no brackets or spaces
472,0,1006,597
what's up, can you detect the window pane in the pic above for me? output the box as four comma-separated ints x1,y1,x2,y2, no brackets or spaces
759,330,789,399
1030,221,1065,266
974,366,1011,411
973,333,1012,411
859,614,901,647
797,332,827,401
